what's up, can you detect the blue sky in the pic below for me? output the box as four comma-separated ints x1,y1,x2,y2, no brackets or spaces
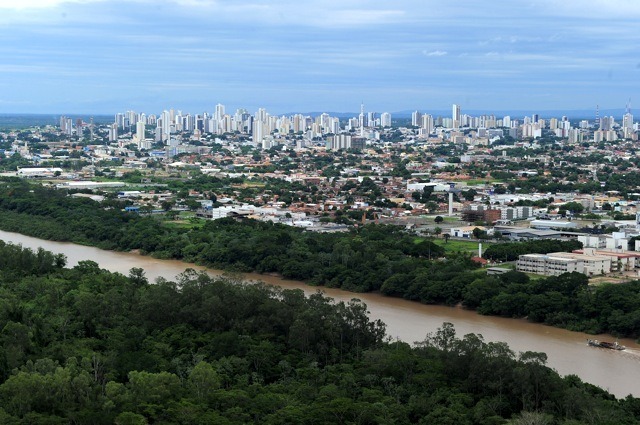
1,0,639,115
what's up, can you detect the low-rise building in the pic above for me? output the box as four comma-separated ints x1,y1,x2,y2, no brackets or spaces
547,252,611,276
572,248,640,271
516,253,582,276
517,251,612,276
450,226,487,238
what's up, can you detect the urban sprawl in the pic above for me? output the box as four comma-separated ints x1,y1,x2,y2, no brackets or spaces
3,103,640,280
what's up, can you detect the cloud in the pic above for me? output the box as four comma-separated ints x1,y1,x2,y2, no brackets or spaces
423,50,447,57
0,0,104,9
539,0,640,18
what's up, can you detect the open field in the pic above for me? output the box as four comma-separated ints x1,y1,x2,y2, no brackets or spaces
432,238,482,254
463,179,501,185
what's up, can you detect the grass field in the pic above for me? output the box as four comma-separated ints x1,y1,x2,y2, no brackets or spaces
463,179,501,185
430,238,482,254
161,213,202,230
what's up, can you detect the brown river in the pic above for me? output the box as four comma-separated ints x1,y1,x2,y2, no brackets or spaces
2,229,640,398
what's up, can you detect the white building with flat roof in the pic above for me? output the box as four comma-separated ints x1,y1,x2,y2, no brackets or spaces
17,167,63,178
517,254,582,276
517,251,613,276
548,252,611,276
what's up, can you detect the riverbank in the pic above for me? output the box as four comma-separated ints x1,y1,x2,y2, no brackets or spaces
1,181,638,340
1,228,639,398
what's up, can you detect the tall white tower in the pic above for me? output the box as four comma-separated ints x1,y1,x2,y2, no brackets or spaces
359,102,365,137
452,104,461,129
136,120,145,142
215,103,225,121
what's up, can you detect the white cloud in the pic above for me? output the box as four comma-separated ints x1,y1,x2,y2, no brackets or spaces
538,0,640,18
156,1,407,28
0,0,104,9
423,50,447,57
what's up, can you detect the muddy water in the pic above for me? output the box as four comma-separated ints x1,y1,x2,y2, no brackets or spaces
2,229,639,398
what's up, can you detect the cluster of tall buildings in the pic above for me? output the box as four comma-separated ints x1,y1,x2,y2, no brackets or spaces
109,104,393,149
59,102,638,150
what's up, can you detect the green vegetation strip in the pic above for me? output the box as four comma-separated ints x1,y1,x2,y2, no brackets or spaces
0,179,640,340
0,241,636,423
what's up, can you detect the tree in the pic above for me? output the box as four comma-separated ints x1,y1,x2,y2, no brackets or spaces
461,189,477,201
115,412,147,425
472,227,488,240
443,233,451,244
435,216,444,224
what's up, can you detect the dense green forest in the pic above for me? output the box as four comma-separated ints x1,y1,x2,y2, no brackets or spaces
0,242,639,424
1,179,640,339
483,240,583,262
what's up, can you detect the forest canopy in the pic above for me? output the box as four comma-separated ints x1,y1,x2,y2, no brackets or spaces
0,242,638,424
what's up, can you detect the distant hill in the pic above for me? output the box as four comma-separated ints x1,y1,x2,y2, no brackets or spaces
392,108,627,120
286,108,628,120
0,114,113,129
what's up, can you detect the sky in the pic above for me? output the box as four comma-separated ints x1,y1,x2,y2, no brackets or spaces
0,0,639,115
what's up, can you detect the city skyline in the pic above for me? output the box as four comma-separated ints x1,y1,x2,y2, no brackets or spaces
1,0,639,114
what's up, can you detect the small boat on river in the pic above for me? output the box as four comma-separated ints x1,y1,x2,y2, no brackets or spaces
587,339,626,350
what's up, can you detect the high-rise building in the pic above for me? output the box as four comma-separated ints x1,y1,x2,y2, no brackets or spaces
367,111,376,127
115,113,125,129
452,104,461,128
623,113,634,131
421,114,433,134
256,108,267,123
252,120,265,147
215,103,225,121
411,111,422,127
160,110,172,139
380,112,391,127
331,134,352,150
136,120,145,142
108,123,118,142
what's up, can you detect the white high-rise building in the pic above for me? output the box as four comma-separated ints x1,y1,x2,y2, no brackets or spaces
252,120,265,147
215,103,225,121
623,113,634,131
136,120,145,142
160,110,172,139
411,111,422,127
452,104,461,128
380,112,391,127
108,123,118,142
331,134,351,150
115,113,125,129
421,114,434,134
256,108,267,123
367,111,375,127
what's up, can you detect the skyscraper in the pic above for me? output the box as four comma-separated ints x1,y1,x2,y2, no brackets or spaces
421,114,434,134
252,120,265,147
136,120,145,142
380,112,392,127
215,103,225,121
411,111,422,127
452,104,461,129
623,101,633,134
359,103,365,137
